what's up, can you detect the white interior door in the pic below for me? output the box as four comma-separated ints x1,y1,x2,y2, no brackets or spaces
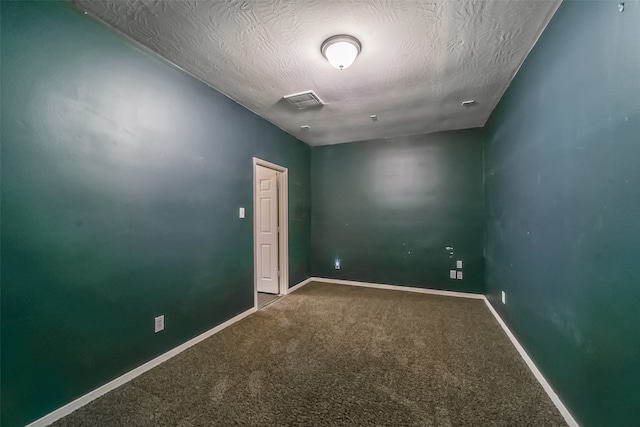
256,165,279,294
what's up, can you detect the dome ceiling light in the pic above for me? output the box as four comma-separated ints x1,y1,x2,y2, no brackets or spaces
321,35,361,70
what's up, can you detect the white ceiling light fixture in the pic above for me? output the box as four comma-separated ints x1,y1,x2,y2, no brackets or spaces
321,35,361,70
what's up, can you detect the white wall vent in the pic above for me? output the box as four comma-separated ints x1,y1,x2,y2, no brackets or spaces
283,90,324,109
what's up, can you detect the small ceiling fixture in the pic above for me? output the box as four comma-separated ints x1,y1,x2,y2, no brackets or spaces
321,35,361,70
283,90,324,109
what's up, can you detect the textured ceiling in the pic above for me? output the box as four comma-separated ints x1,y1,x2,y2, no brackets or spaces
72,0,561,146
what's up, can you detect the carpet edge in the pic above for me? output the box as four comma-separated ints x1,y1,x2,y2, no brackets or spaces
482,297,579,427
310,277,485,299
287,277,315,294
25,306,257,427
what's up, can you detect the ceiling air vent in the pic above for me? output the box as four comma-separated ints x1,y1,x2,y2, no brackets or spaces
283,90,324,109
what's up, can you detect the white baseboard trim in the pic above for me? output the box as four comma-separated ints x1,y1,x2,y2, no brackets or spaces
287,277,314,294
27,278,578,427
310,277,485,299
26,306,257,427
482,298,579,427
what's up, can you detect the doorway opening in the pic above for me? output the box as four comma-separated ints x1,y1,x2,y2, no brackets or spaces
253,158,288,310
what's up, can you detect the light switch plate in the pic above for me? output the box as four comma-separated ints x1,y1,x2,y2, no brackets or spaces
456,260,463,269
239,207,245,218
501,291,506,304
456,271,463,280
450,270,457,279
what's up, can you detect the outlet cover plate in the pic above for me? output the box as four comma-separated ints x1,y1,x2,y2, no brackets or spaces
155,315,165,333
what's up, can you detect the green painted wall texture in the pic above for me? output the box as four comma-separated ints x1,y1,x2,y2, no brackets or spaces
4,0,640,426
311,131,485,294
484,1,640,426
0,2,310,425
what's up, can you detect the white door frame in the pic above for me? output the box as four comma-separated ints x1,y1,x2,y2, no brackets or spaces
253,158,289,309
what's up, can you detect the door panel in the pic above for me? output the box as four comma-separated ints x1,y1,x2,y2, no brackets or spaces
260,244,272,279
256,165,279,294
260,198,271,232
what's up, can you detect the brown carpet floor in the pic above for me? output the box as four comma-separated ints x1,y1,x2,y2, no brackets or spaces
53,281,567,426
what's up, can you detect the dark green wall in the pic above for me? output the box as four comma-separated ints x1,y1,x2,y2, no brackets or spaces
311,131,485,293
484,1,640,426
0,2,310,425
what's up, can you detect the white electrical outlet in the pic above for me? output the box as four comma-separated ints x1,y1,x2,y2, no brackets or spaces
456,260,463,269
501,291,506,304
334,259,341,270
239,207,245,218
154,315,165,333
456,271,463,280
450,270,457,279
